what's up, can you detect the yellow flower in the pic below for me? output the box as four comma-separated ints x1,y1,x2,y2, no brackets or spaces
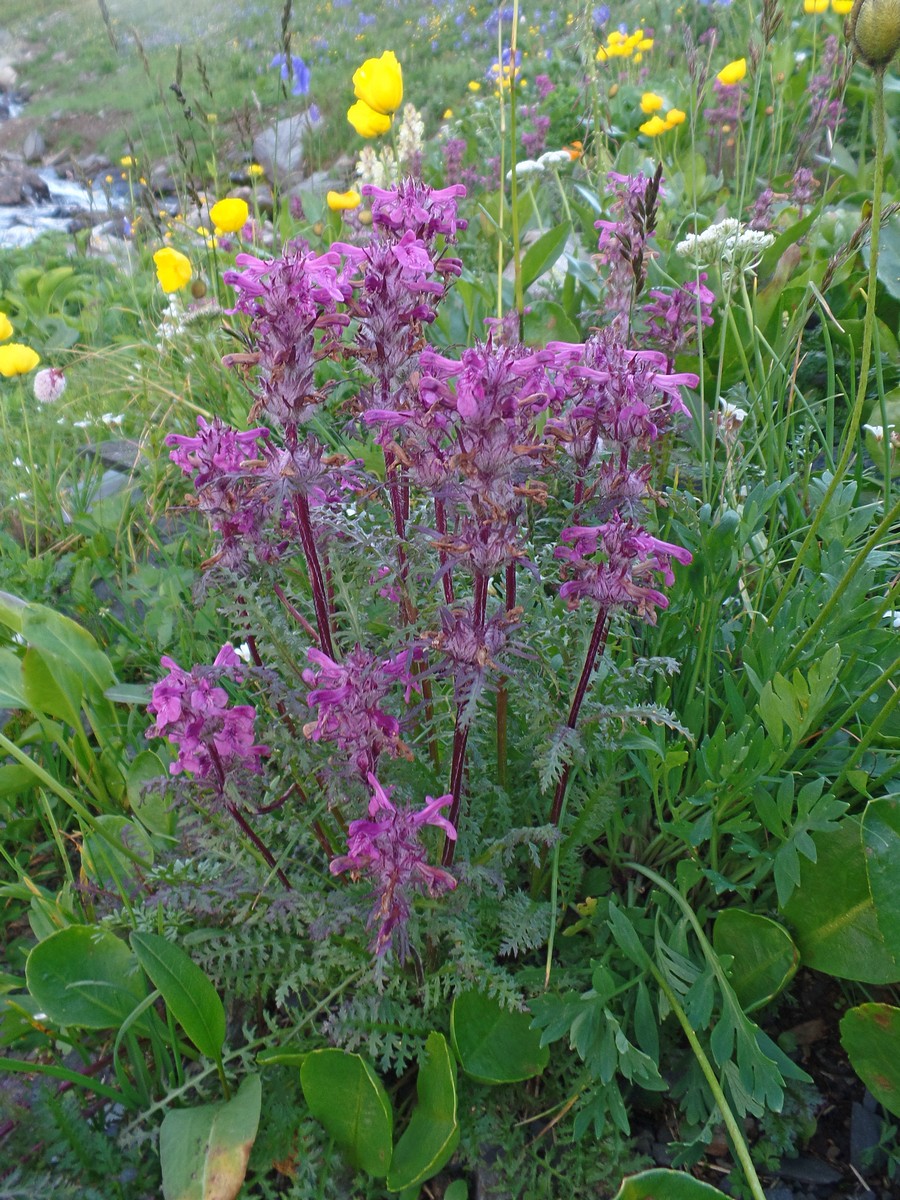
468,80,481,92
832,0,853,9
120,155,134,168
347,99,392,137
639,114,673,136
207,112,218,123
210,197,250,233
248,163,265,178
0,343,40,377
443,108,454,118
640,91,664,113
0,312,12,341
716,58,747,86
326,189,362,211
153,247,193,293
804,0,829,11
666,108,687,125
352,50,403,116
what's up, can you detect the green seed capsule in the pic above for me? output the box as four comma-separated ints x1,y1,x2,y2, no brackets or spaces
847,0,900,68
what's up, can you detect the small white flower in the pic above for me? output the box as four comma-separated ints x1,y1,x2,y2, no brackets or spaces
235,642,253,663
101,413,125,426
537,149,573,168
719,398,748,424
883,610,900,629
506,159,545,182
73,418,93,428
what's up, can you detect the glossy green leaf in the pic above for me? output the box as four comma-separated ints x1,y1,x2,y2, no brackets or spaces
0,648,27,708
613,1169,729,1199
300,1049,393,1177
522,300,580,346
25,926,147,1029
862,797,900,961
521,222,570,292
780,820,898,983
840,1004,900,1119
387,1032,458,1192
451,991,549,1083
160,1073,261,1200
0,592,116,693
713,910,799,1012
131,932,225,1060
21,646,83,726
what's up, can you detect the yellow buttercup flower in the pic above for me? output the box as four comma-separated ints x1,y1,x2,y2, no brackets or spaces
0,343,40,377
120,155,134,168
468,80,481,92
832,0,853,10
0,312,12,341
248,163,265,178
716,58,747,86
347,99,392,137
443,108,454,118
327,189,362,211
640,91,664,113
352,50,403,116
804,0,829,11
666,108,687,125
153,247,193,293
640,114,673,136
210,197,250,233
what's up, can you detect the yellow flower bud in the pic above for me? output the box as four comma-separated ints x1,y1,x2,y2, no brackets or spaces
0,312,12,341
0,343,40,377
326,189,362,211
352,50,403,116
153,247,193,293
847,0,900,67
209,197,250,233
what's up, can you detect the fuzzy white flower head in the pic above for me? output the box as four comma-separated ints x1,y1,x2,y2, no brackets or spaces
537,149,573,168
678,219,773,288
506,158,545,182
396,103,425,171
33,367,67,405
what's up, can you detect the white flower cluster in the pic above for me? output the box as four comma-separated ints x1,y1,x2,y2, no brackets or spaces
506,149,574,183
676,218,774,288
396,103,425,172
356,144,396,189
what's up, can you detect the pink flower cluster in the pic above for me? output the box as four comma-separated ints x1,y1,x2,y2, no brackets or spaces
147,643,268,781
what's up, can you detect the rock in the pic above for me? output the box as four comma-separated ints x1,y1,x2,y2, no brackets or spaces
0,63,17,93
252,111,316,186
80,439,146,473
149,161,177,196
0,162,51,205
22,129,45,164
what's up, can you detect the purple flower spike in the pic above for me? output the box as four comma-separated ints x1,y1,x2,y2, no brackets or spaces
147,647,268,782
330,774,457,957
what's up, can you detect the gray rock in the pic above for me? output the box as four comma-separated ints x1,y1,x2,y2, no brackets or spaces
22,129,45,164
252,111,316,186
80,439,146,473
0,162,51,205
0,63,17,92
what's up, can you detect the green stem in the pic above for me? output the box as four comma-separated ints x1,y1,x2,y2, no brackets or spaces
771,68,886,618
508,0,524,337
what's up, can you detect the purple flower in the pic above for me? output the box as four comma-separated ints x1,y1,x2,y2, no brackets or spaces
147,646,268,781
330,773,456,957
362,178,468,245
555,515,692,622
270,53,311,97
642,274,716,360
302,645,419,777
594,169,663,320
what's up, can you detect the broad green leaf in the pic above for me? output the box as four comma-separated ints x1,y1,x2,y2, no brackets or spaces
613,1169,730,1199
0,648,26,708
523,301,580,346
82,815,154,889
521,222,570,292
862,797,900,961
0,592,116,693
25,927,147,1029
160,1073,261,1200
840,1004,900,1119
451,991,549,1083
781,820,899,983
131,932,225,1061
127,750,176,837
21,647,83,727
444,1182,468,1200
387,1032,458,1193
300,1049,393,1177
713,910,799,1012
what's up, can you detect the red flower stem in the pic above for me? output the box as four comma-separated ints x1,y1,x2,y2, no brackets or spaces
549,607,610,827
273,582,320,645
495,562,517,789
442,715,470,868
227,803,292,889
294,492,335,660
434,498,455,605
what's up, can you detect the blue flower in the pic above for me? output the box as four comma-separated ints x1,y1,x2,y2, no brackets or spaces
269,53,311,97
